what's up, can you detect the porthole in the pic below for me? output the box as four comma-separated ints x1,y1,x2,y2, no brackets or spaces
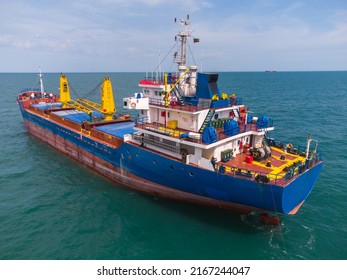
189,172,194,177
170,165,174,170
153,159,157,165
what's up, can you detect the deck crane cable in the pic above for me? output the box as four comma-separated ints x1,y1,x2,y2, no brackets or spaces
152,41,179,73
67,79,103,101
79,81,103,100
31,76,40,92
187,39,197,66
68,82,81,99
168,58,176,73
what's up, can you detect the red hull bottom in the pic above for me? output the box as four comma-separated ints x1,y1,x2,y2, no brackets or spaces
24,119,264,214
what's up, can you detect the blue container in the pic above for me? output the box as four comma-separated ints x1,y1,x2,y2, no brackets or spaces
257,115,269,128
202,126,217,144
224,120,239,136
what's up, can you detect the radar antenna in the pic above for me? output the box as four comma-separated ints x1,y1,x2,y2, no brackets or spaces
174,14,192,67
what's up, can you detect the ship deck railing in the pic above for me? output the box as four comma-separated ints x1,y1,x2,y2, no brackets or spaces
148,98,244,112
133,119,322,186
19,88,57,96
20,88,42,93
218,119,274,137
135,119,191,139
134,117,275,144
148,98,211,112
214,147,322,186
213,161,289,185
132,133,181,154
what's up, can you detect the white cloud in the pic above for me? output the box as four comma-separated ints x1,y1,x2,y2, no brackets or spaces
1,0,346,71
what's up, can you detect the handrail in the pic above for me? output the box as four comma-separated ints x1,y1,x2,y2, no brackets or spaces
148,98,210,112
213,154,322,185
213,162,287,185
165,66,191,96
133,133,181,154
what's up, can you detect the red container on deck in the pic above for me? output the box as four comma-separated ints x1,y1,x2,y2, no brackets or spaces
246,155,254,164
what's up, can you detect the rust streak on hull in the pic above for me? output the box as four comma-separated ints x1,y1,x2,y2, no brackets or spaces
24,119,264,214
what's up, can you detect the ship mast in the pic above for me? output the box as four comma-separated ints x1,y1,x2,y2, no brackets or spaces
38,67,45,98
173,15,198,98
174,15,192,67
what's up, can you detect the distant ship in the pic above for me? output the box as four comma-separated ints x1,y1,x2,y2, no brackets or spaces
265,70,277,72
17,16,323,218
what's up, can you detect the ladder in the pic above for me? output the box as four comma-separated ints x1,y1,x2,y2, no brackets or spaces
172,86,185,106
199,108,215,133
232,108,240,118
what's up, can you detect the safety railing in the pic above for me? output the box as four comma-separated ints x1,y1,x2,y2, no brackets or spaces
148,98,211,112
133,133,181,154
135,116,276,144
213,151,322,186
212,159,305,186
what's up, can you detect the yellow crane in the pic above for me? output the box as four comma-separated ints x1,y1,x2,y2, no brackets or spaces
77,77,116,121
59,74,93,118
59,74,116,121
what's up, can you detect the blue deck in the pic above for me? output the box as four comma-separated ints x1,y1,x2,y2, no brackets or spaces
96,122,135,138
31,102,62,110
51,109,104,123
52,109,90,123
51,109,135,138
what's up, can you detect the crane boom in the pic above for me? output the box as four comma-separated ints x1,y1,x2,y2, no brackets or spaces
59,74,93,118
77,77,116,121
77,98,102,111
101,77,116,121
59,74,116,122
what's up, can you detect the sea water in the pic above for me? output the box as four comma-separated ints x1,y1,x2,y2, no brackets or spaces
0,72,346,260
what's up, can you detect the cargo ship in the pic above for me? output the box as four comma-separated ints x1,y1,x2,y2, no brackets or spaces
17,17,323,216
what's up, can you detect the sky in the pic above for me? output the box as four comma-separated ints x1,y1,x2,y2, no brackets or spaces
1,0,347,72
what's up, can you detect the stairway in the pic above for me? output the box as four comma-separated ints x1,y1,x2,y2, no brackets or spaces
172,86,185,106
199,108,215,133
232,108,240,118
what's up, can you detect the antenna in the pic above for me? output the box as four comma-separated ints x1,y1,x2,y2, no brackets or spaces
174,15,192,67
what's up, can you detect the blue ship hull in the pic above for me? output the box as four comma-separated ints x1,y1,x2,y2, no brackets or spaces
19,106,323,215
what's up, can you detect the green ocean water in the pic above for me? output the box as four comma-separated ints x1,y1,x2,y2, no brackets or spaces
0,71,346,260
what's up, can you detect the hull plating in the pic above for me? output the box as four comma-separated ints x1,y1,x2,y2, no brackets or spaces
20,108,322,214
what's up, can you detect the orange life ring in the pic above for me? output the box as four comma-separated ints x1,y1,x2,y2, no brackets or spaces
131,102,136,108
